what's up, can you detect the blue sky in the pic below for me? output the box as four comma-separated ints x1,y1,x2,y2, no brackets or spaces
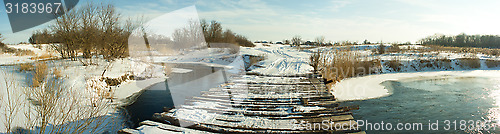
1,0,500,44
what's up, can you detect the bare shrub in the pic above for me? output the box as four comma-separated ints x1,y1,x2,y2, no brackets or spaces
378,43,385,54
24,73,115,133
458,58,481,69
2,65,118,133
1,72,23,133
384,57,402,72
309,50,321,73
291,35,302,49
434,58,452,69
485,59,500,68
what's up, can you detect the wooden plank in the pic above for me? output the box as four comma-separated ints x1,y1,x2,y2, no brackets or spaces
123,73,365,134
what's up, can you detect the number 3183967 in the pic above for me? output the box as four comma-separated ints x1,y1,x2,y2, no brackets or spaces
5,3,62,14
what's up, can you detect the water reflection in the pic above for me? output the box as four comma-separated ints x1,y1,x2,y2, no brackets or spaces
487,81,500,129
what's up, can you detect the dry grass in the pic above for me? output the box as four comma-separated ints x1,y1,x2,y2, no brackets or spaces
428,45,500,56
1,47,36,56
458,58,481,69
320,49,381,84
30,53,57,60
31,62,48,87
385,44,402,53
18,63,35,72
486,59,500,68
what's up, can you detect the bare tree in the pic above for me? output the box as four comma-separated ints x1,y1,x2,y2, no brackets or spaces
291,35,302,48
51,2,139,61
283,39,290,45
198,19,254,47
207,20,223,43
172,20,205,50
52,6,80,60
314,36,325,46
223,30,235,43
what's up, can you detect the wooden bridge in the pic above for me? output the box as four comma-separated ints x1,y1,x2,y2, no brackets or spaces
119,73,365,134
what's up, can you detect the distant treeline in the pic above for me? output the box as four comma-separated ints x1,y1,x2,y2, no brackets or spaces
200,20,255,47
420,33,500,48
29,19,255,49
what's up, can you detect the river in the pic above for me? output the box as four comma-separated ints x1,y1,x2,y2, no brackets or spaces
342,76,500,133
123,63,227,128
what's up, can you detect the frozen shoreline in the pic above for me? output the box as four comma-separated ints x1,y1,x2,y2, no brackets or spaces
331,70,500,101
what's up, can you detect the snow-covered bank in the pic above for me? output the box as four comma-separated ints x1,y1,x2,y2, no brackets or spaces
0,44,59,65
332,70,500,101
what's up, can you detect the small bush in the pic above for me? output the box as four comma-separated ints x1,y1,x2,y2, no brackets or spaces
384,60,402,72
458,58,481,69
309,50,321,73
386,44,402,53
378,44,385,54
486,59,500,68
53,68,63,79
434,58,452,69
1,46,36,56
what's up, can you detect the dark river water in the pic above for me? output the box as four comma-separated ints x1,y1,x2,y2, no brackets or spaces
342,76,500,133
123,63,227,128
